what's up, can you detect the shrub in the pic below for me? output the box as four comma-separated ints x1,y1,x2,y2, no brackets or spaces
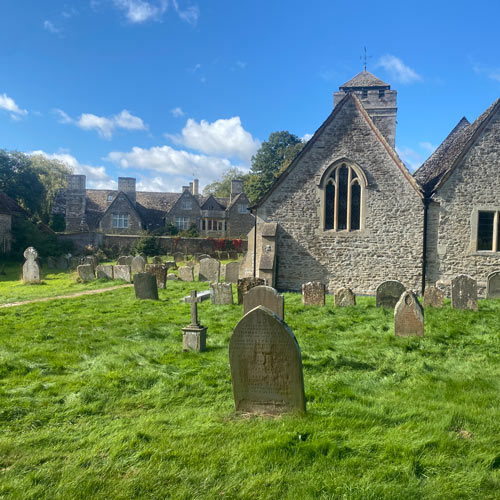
135,235,159,256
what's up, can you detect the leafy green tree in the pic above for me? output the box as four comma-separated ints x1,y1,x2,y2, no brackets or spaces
202,167,249,197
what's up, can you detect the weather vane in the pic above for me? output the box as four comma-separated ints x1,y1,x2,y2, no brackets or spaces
361,46,372,71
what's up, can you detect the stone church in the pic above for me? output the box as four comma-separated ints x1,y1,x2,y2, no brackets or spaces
242,70,500,297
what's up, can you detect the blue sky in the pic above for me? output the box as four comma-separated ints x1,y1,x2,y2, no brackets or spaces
1,0,500,192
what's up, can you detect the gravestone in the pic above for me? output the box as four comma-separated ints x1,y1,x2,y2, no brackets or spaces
199,258,220,283
77,264,95,282
229,306,306,415
376,280,406,308
146,264,167,289
167,273,178,280
198,254,211,261
301,281,325,306
237,277,266,305
85,255,98,271
182,290,207,352
164,260,175,270
487,270,500,299
69,256,81,270
451,275,478,311
22,247,41,283
117,255,133,266
394,291,424,337
182,290,211,303
243,285,284,319
178,266,194,282
151,256,163,264
96,265,114,280
173,252,184,264
210,283,234,305
186,260,196,268
139,253,148,263
225,262,240,284
131,255,146,274
134,272,159,300
47,256,57,269
114,265,132,282
334,287,356,307
57,255,69,270
423,285,444,308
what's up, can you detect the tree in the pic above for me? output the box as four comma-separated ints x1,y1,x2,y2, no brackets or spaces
245,131,304,203
203,167,249,197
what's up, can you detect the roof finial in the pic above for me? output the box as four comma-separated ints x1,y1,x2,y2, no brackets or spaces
361,46,372,72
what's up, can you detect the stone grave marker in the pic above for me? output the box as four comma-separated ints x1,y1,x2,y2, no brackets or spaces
77,264,95,282
178,266,194,282
198,254,211,261
376,280,406,308
186,260,196,268
451,274,478,311
334,287,356,307
139,253,148,263
243,285,284,319
164,260,175,270
225,262,240,284
134,272,159,300
117,255,133,266
146,264,167,289
423,285,444,308
85,255,98,271
151,256,163,264
69,256,81,270
57,255,69,270
131,255,146,274
173,252,184,264
199,258,220,283
237,277,266,305
114,265,132,282
210,283,234,305
97,265,114,280
22,247,41,283
487,270,500,299
182,290,207,352
182,290,211,303
47,256,57,269
394,291,424,337
229,305,306,415
301,281,325,306
167,273,178,280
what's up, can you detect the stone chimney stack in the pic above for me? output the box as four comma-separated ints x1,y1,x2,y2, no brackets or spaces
193,178,199,196
230,179,243,203
65,174,87,232
118,177,136,206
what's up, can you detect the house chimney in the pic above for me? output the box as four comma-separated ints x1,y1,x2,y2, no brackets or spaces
230,179,243,203
118,177,136,206
193,178,199,196
65,174,87,232
182,185,190,193
189,182,193,194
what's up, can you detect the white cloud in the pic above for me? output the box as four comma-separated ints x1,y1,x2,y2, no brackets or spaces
43,20,61,35
301,133,313,142
0,93,28,119
171,107,185,117
419,141,437,154
396,146,422,172
172,0,199,26
112,0,168,23
54,108,73,124
167,116,260,164
472,60,500,83
377,55,422,84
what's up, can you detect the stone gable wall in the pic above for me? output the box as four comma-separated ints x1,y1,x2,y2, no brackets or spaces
227,194,253,238
99,194,143,234
166,191,201,229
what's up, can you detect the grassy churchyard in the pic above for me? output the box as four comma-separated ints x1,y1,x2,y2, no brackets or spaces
2,262,500,499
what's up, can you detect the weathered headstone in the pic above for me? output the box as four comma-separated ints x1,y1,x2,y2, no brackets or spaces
199,258,220,283
243,285,284,319
47,256,57,269
229,306,306,414
210,283,234,305
69,256,81,270
114,265,132,282
423,285,444,308
301,281,325,306
182,290,207,352
164,260,175,270
139,253,148,264
376,280,406,308
131,255,146,274
167,273,178,280
151,255,163,264
57,255,69,270
186,260,196,268
237,277,266,305
451,275,478,311
117,255,133,266
225,262,240,284
22,247,41,283
334,287,356,307
487,271,500,299
173,252,184,264
134,272,159,300
77,264,95,282
198,254,211,261
178,266,194,282
146,264,167,289
394,291,424,337
96,265,114,280
85,255,98,271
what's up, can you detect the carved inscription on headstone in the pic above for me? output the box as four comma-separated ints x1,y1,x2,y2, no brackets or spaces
229,306,306,415
376,280,405,308
243,285,284,319
423,285,444,308
394,291,424,337
487,270,500,299
334,287,356,307
451,275,478,311
302,281,325,306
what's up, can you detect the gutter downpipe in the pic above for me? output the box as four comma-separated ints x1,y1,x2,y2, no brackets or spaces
249,207,257,278
421,197,429,296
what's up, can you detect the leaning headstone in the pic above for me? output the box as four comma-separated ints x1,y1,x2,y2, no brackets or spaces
178,266,194,282
243,285,284,319
57,255,69,270
96,265,114,280
131,255,146,274
182,290,207,352
225,262,240,284
114,265,132,283
394,291,424,337
210,283,234,305
77,264,95,282
487,271,500,299
229,306,306,414
237,277,266,305
151,256,163,264
423,285,444,308
22,247,41,283
451,275,478,311
134,272,159,300
146,264,167,289
334,287,356,307
376,280,406,308
302,281,325,306
199,258,220,283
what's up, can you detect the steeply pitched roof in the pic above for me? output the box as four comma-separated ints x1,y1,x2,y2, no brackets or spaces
340,71,390,90
0,192,27,216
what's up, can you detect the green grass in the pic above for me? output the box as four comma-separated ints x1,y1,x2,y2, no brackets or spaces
1,272,500,499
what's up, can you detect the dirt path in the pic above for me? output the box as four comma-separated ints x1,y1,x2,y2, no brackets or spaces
0,284,133,309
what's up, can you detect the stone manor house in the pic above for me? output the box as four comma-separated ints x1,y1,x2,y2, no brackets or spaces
54,176,253,238
242,70,500,297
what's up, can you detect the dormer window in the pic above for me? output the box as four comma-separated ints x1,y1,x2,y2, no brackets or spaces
107,194,113,202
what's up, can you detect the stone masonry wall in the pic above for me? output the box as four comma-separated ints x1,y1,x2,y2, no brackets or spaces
99,193,143,234
227,194,253,238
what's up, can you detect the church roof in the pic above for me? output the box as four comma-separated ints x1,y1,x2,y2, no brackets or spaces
0,192,27,216
339,71,390,90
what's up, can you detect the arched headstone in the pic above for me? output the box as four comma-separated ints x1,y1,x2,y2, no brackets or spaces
487,271,500,299
131,255,146,274
394,291,424,337
376,280,405,308
243,285,284,319
451,275,477,310
199,258,220,283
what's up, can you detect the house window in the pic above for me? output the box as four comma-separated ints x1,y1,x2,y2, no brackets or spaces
182,199,192,210
107,194,113,202
218,221,223,231
238,204,248,214
323,162,365,232
477,211,500,251
202,219,206,230
175,216,189,230
112,213,128,229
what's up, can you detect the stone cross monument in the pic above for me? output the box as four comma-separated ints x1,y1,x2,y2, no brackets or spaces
182,290,207,352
